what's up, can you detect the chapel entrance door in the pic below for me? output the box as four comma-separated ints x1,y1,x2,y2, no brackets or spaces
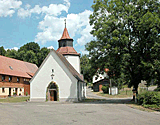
49,90,57,101
50,90,54,101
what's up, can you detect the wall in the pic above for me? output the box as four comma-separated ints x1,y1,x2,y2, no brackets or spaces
64,55,80,74
30,51,78,102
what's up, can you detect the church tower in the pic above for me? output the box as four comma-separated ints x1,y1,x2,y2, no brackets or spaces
56,20,81,74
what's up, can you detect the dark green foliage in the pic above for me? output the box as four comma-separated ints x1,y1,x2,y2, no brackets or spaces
137,91,160,105
154,87,160,91
102,85,109,94
5,49,18,59
24,50,38,64
37,47,50,67
80,55,93,83
87,0,160,92
0,46,6,56
19,42,40,53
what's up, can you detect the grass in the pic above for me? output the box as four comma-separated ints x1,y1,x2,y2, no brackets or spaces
0,96,29,103
127,103,156,112
94,90,133,98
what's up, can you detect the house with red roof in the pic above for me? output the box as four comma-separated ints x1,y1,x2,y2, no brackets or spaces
0,56,38,97
30,23,86,102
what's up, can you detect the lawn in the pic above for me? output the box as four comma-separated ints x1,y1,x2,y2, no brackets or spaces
0,96,29,103
94,90,133,98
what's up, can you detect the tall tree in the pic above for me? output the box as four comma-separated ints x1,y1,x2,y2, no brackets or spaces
37,47,50,67
5,49,18,59
80,55,93,83
19,42,40,53
0,46,6,56
23,50,38,64
86,0,160,92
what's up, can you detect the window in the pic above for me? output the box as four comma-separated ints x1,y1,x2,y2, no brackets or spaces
20,88,22,91
2,75,5,81
17,77,20,83
52,69,54,73
2,88,5,93
100,77,102,79
9,76,12,82
95,77,98,80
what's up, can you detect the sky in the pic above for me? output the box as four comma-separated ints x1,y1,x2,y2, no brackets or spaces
0,0,94,54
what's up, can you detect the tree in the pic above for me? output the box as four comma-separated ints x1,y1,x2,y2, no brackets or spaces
5,49,18,59
37,47,50,67
24,50,38,64
86,0,160,93
0,46,6,56
80,55,93,83
19,42,40,53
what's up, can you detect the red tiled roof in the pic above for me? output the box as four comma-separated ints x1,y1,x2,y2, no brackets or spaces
0,55,38,78
59,28,73,40
56,47,80,55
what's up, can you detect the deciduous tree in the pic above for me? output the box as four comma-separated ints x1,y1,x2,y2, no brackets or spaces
86,0,160,93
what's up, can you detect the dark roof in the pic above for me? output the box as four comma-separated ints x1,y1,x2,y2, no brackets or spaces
0,55,38,78
54,49,83,82
56,46,80,56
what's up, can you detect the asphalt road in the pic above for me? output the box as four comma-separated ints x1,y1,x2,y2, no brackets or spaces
0,102,160,125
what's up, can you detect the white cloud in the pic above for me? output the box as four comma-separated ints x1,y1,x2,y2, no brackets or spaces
35,10,94,46
0,0,22,17
77,24,93,46
17,0,70,18
47,46,54,49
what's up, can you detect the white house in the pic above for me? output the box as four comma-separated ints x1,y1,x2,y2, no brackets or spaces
92,69,109,92
30,25,86,102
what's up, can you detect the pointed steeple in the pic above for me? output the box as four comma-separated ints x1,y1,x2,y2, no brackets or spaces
59,19,73,40
59,27,72,40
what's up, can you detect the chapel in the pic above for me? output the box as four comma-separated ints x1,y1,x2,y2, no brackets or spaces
30,22,86,102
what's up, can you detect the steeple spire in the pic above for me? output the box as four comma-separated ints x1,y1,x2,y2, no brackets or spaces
59,19,72,40
64,19,66,28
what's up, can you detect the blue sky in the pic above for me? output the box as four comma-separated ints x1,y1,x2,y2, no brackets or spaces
0,0,94,54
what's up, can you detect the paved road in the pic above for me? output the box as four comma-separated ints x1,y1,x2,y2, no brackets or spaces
0,102,160,125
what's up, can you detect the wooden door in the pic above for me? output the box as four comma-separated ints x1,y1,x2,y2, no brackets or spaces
50,90,54,101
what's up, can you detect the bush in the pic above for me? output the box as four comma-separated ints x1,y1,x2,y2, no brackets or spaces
101,85,109,94
26,92,28,96
137,91,160,105
154,87,160,91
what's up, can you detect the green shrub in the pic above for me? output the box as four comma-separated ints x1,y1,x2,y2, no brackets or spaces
101,85,109,94
13,92,17,95
137,91,160,105
154,87,160,91
26,92,28,96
